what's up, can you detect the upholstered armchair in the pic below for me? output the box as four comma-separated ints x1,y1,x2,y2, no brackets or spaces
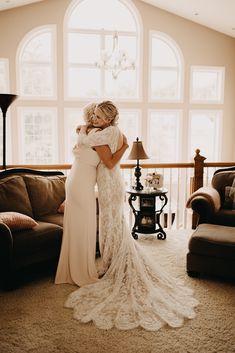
186,166,235,228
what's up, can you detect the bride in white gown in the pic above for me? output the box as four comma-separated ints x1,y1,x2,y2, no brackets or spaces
65,101,199,331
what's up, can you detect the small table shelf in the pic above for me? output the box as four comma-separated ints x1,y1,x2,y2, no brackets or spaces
126,188,168,240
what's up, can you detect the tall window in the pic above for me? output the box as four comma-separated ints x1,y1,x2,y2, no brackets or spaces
189,110,222,161
65,0,140,99
147,110,182,162
18,108,58,164
17,26,56,99
189,66,224,161
149,32,183,101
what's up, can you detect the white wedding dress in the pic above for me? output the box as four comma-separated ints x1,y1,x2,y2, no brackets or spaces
65,126,199,331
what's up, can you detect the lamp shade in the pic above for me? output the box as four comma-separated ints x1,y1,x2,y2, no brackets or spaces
0,94,18,116
128,137,149,160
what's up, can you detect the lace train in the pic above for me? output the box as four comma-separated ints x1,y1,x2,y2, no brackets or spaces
65,220,198,331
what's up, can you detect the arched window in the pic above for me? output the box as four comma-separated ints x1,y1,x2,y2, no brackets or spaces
64,0,140,99
17,25,56,99
149,32,183,102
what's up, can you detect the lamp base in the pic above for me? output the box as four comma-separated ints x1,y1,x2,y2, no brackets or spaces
133,165,144,191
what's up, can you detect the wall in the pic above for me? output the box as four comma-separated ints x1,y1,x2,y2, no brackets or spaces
0,0,235,161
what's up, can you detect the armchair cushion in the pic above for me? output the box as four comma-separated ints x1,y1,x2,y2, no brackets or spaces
186,186,221,213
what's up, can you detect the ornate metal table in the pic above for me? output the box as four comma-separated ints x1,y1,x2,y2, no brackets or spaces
126,188,168,240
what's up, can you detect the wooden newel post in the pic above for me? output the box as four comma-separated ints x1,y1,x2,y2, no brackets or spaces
192,149,206,228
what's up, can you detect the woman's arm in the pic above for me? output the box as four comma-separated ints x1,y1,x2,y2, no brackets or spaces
95,135,129,169
77,125,112,147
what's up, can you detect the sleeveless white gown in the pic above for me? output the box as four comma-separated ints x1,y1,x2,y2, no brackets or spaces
65,126,199,331
55,135,100,286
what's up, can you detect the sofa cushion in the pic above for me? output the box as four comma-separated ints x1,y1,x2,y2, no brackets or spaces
0,176,33,217
0,212,38,231
12,221,63,268
23,175,66,217
37,213,64,227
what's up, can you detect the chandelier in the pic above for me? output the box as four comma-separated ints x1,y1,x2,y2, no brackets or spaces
95,32,135,79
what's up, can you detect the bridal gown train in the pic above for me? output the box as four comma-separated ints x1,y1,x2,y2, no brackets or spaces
65,126,199,331
55,137,100,286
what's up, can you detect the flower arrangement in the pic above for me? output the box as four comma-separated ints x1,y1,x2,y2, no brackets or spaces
145,173,163,190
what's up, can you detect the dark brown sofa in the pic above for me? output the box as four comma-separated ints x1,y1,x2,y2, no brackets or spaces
0,168,66,289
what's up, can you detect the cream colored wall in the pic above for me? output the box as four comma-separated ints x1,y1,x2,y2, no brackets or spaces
0,0,235,161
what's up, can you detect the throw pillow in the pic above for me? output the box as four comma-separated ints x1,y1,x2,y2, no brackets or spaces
223,186,233,209
0,212,38,231
57,200,65,214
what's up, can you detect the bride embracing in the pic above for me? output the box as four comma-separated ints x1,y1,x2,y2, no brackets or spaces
57,100,199,331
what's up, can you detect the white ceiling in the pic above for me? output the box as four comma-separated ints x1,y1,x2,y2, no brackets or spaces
1,0,235,39
0,0,43,11
141,0,235,38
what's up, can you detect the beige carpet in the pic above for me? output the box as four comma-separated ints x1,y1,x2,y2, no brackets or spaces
0,229,235,353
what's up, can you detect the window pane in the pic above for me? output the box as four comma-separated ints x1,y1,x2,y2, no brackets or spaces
19,109,57,163
19,28,55,98
68,33,100,64
0,110,11,165
191,67,224,103
148,111,181,162
68,68,100,97
68,0,136,31
152,38,177,67
189,111,222,161
105,70,136,98
21,65,53,96
151,70,179,100
150,33,182,101
118,110,140,159
22,32,52,62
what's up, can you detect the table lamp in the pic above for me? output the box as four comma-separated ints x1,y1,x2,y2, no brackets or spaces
0,93,18,169
127,137,149,190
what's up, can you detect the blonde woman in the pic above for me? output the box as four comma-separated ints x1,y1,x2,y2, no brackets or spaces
64,100,199,332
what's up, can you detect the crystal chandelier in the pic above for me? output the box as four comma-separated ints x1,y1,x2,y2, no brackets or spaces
95,32,135,79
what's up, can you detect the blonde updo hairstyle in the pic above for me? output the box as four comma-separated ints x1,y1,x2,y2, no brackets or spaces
82,102,97,126
96,100,119,126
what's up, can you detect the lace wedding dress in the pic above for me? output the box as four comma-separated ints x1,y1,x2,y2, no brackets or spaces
65,126,199,331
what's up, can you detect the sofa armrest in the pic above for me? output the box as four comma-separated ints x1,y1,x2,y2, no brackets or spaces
0,223,14,284
186,186,221,214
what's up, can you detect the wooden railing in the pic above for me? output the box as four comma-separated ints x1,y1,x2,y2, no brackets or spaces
1,150,235,229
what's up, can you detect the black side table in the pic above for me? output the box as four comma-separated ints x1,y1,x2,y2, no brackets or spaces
126,188,168,240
